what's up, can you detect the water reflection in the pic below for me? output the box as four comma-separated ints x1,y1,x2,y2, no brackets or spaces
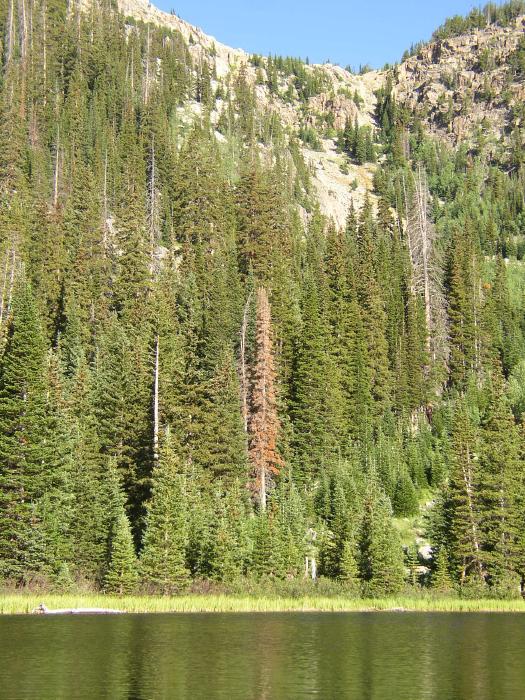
1,612,524,699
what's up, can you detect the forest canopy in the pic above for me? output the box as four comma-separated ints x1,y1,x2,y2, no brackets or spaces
0,0,525,599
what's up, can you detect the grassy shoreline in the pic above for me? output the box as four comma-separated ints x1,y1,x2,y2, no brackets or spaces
2,593,525,615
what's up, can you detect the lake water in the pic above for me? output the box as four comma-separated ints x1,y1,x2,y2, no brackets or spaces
1,612,525,698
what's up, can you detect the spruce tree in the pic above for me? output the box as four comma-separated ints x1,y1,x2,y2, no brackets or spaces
140,433,190,593
446,222,482,389
0,282,67,580
192,347,248,482
479,370,522,586
443,399,486,585
291,263,344,476
431,546,454,592
104,508,139,595
359,476,405,595
339,540,361,592
209,480,251,581
353,199,392,418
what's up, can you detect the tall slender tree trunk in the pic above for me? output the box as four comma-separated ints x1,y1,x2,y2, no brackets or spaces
248,288,283,510
153,334,160,463
144,26,150,105
240,291,252,434
148,136,158,261
42,1,47,107
6,249,16,319
405,166,448,375
460,448,483,582
0,252,10,330
53,127,60,209
6,0,15,66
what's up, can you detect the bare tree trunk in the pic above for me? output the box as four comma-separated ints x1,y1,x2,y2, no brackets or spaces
53,126,60,209
102,148,108,246
240,291,252,434
19,0,28,63
405,165,448,375
473,259,482,378
6,0,15,66
18,0,28,113
148,136,158,260
144,25,150,105
461,443,484,582
0,248,18,329
414,171,432,355
0,252,10,329
7,249,16,317
153,334,160,463
310,557,317,580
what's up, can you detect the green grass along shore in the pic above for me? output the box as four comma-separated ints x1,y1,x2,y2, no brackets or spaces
3,594,525,615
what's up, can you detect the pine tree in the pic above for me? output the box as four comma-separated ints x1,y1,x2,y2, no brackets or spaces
104,508,139,594
273,475,307,578
353,199,392,417
191,347,248,482
446,222,482,389
174,124,234,254
484,256,523,376
392,470,419,517
443,399,486,585
479,370,522,586
236,163,292,285
291,262,344,476
0,282,67,580
431,546,454,592
339,540,361,591
140,433,190,593
93,316,152,531
402,544,418,586
209,480,251,581
113,106,151,326
250,507,288,579
69,421,112,582
359,476,405,595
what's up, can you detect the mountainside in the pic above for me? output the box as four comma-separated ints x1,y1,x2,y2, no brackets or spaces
99,0,525,223
395,15,525,148
2,0,525,598
106,0,384,226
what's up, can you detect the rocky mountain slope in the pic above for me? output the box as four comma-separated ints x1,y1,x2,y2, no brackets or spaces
88,0,382,226
96,0,525,225
395,16,525,149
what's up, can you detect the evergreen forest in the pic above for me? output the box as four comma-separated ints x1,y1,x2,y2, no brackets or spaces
2,0,525,599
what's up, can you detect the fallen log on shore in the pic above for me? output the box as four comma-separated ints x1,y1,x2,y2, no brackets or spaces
33,603,125,615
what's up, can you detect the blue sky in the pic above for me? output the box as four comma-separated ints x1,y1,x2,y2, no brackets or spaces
155,0,483,68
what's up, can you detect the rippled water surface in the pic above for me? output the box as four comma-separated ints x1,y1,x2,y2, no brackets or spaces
1,612,525,698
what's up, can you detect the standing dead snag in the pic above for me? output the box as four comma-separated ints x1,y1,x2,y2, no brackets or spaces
153,334,160,463
240,291,252,436
405,166,448,374
248,287,283,511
